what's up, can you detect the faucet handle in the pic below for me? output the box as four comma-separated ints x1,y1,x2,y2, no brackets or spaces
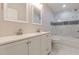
16,28,23,35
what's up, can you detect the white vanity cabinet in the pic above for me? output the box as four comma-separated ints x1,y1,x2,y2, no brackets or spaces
0,40,28,55
41,34,51,55
0,37,41,55
28,34,51,55
41,34,49,55
0,33,51,55
28,36,41,55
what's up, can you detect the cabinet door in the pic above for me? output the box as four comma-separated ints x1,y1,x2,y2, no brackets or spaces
0,40,28,55
41,35,48,55
28,37,41,55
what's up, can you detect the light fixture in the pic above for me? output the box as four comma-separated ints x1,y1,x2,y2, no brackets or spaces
62,4,66,8
32,3,43,10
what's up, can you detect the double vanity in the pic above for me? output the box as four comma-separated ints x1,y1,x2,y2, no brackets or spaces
0,32,51,55
0,4,51,55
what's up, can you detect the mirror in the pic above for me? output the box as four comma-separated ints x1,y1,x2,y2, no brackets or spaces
32,5,42,25
4,3,28,23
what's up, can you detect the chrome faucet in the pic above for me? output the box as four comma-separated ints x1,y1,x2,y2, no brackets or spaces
16,28,23,35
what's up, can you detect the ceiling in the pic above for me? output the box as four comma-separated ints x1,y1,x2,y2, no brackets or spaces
46,3,79,13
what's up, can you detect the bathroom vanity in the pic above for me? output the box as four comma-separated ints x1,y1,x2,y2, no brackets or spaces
0,32,51,55
0,3,51,55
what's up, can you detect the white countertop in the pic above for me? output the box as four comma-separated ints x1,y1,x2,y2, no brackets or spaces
0,32,49,46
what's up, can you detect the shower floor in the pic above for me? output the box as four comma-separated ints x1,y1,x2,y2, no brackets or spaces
51,35,79,55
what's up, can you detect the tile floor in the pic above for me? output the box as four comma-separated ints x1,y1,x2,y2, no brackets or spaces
51,35,79,55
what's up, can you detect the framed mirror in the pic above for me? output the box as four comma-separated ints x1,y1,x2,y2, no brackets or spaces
32,5,42,25
4,3,28,23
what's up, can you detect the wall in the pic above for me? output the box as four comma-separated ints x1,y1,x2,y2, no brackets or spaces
0,3,42,37
42,4,54,32
54,10,79,22
54,25,79,37
52,10,79,38
0,3,55,37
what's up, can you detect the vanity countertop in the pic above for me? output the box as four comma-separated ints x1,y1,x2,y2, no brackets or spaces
0,32,50,46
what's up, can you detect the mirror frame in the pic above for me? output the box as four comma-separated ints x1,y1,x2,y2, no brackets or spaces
32,5,42,25
3,3,28,23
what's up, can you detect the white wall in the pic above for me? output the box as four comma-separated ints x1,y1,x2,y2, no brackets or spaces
0,3,54,37
55,25,79,37
0,3,42,37
54,10,79,22
42,5,54,32
53,10,79,38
